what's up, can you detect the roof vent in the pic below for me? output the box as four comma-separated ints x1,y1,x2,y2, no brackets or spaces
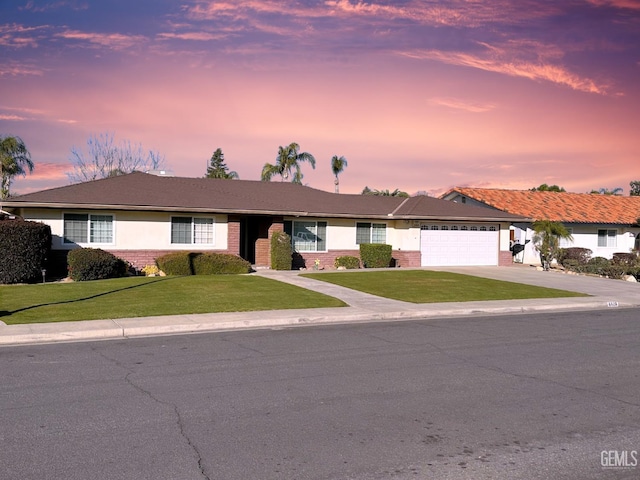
146,169,174,177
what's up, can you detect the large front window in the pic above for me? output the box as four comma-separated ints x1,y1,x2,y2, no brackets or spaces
285,221,327,251
171,217,214,244
356,222,386,244
63,213,113,244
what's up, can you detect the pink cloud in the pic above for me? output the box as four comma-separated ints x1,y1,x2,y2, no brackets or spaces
0,23,48,48
400,45,609,95
428,97,497,113
586,0,640,9
157,32,227,41
57,30,147,50
0,62,44,76
27,162,71,181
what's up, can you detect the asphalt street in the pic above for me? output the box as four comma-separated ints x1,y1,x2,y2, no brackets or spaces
1,307,639,480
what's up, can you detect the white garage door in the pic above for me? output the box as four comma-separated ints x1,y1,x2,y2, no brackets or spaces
420,224,499,266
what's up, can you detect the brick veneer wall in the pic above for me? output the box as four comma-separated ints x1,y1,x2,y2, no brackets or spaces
295,250,421,270
227,218,241,256
498,250,513,266
255,220,284,267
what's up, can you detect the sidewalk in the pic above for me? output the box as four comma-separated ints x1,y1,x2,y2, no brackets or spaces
1,266,638,346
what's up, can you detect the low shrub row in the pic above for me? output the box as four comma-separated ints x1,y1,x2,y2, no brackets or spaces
558,247,640,279
155,251,251,275
334,255,361,269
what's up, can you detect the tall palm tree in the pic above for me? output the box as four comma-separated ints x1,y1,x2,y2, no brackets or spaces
531,220,573,270
331,155,348,193
261,142,316,184
1,135,33,199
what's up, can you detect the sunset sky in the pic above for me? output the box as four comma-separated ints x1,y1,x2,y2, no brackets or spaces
1,0,639,197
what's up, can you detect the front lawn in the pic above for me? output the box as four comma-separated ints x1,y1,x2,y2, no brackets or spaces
0,275,346,325
302,270,588,303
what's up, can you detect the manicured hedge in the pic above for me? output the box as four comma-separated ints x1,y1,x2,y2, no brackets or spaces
155,252,193,275
270,231,292,270
155,251,251,275
0,220,51,284
334,255,360,269
359,244,392,268
67,248,127,282
192,253,252,275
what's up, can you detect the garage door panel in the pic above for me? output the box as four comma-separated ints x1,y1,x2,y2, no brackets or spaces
420,225,498,266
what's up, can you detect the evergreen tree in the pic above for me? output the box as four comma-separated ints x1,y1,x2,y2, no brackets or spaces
206,148,238,179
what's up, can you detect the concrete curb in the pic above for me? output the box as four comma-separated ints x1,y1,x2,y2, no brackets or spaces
1,299,633,346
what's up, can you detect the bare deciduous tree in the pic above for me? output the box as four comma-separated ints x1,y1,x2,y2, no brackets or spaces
67,132,165,183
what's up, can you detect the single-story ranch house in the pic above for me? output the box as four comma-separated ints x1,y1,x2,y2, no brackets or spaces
3,172,526,270
441,187,640,265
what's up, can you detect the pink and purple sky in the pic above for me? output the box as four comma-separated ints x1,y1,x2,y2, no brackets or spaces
1,0,639,196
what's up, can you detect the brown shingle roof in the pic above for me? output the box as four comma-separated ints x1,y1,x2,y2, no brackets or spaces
443,187,640,224
5,172,524,221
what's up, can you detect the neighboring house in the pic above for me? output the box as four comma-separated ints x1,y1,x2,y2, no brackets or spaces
3,172,525,270
441,187,640,265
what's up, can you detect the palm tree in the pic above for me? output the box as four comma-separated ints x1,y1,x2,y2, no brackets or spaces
261,142,316,184
361,186,409,198
531,220,573,270
1,135,33,199
590,187,623,195
331,155,348,193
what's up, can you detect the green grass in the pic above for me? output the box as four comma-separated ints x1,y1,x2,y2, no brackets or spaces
302,270,589,303
0,275,346,325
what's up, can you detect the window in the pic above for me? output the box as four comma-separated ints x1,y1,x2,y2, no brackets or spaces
63,213,113,244
171,217,214,244
284,221,326,251
598,229,616,248
356,222,386,244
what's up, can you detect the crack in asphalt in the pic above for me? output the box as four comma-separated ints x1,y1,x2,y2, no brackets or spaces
91,346,211,480
122,372,211,480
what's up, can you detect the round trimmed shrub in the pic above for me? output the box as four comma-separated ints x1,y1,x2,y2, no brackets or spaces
0,220,51,284
67,248,127,281
192,253,251,274
155,252,193,276
335,255,360,269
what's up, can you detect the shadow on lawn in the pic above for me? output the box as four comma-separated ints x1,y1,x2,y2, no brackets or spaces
0,277,173,317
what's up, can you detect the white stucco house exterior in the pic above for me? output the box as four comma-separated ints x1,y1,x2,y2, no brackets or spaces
441,187,640,265
3,172,525,271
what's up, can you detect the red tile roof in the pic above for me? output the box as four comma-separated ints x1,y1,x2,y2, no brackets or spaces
442,187,640,224
5,172,524,222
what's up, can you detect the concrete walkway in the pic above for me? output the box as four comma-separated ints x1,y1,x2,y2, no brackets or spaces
1,265,638,346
